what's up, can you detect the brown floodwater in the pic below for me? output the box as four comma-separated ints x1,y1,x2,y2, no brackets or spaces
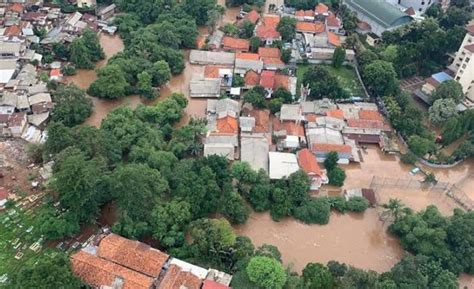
235,210,403,273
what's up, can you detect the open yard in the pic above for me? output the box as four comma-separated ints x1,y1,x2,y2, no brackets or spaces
296,64,364,97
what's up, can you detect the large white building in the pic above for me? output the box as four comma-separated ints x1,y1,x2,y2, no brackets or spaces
448,24,474,109
386,0,450,14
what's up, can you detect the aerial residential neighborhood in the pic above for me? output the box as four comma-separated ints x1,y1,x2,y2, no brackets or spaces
0,0,473,288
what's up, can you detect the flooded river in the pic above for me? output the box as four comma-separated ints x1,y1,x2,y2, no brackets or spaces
235,210,403,273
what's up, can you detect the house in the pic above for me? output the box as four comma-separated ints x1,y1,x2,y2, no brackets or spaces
327,32,341,47
0,59,17,85
189,50,235,65
314,3,330,18
268,152,300,179
326,13,343,34
297,148,328,190
421,71,453,97
262,56,285,70
273,118,305,149
235,53,263,74
260,70,275,96
98,4,116,20
295,10,315,22
77,0,97,8
190,79,221,98
311,143,352,164
203,66,233,87
207,98,241,118
0,41,23,58
208,30,225,50
50,68,62,81
7,112,27,137
296,21,325,34
280,104,303,122
202,280,231,289
28,93,52,107
262,15,280,27
366,32,381,46
306,126,345,146
222,36,250,52
244,10,260,24
256,20,281,46
244,70,260,88
343,0,413,36
204,143,235,160
241,136,269,172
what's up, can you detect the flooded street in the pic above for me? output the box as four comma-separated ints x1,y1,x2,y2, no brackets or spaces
235,211,403,273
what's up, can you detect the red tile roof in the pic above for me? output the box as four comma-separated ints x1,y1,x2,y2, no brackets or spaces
204,66,224,79
326,14,341,27
260,70,275,89
326,109,344,119
4,25,22,36
312,143,352,153
464,44,474,53
244,70,260,86
295,10,305,17
297,148,322,176
296,21,325,33
263,15,280,27
222,36,250,51
245,10,260,24
202,280,231,289
8,3,23,14
405,7,416,16
296,10,314,17
273,118,305,136
315,3,329,14
256,25,280,39
97,234,169,278
262,57,284,66
327,32,341,46
236,52,260,60
274,73,289,90
216,116,238,134
258,47,281,58
50,69,61,77
71,251,155,289
159,264,202,289
248,109,270,133
347,119,390,130
358,110,383,121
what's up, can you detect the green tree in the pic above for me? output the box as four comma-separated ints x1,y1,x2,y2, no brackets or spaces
246,256,287,289
88,64,129,99
303,66,347,99
61,64,76,76
244,86,267,108
429,98,458,126
281,48,292,64
332,47,345,69
270,187,292,221
327,167,346,187
138,71,156,99
277,16,296,41
240,20,256,39
255,244,282,262
302,263,334,289
362,60,399,97
182,0,219,26
408,135,436,157
43,122,74,156
151,60,171,87
69,38,93,69
250,36,261,52
8,253,82,289
151,200,192,247
431,80,464,103
324,151,339,171
381,199,405,223
269,98,283,114
51,84,92,127
273,87,293,103
81,28,105,62
222,192,250,224
233,74,245,87
345,197,369,212
294,198,331,224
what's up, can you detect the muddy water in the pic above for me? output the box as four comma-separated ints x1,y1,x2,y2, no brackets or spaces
235,211,403,273
217,0,240,25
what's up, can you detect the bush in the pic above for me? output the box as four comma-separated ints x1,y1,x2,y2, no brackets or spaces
328,196,347,213
400,152,417,164
293,198,331,225
328,167,346,187
345,197,369,212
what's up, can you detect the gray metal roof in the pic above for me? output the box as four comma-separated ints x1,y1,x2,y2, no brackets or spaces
344,0,412,28
189,50,235,65
241,136,269,172
190,79,221,98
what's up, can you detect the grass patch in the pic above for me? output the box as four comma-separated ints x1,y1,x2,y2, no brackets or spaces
296,64,364,98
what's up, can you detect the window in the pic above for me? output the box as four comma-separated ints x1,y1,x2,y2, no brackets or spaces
462,64,467,69
419,8,422,11
466,57,470,62
459,70,464,74
421,1,425,5
456,76,461,80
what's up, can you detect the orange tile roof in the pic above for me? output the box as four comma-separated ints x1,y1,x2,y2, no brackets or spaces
262,57,284,66
236,52,260,60
274,73,289,90
222,36,250,51
245,10,260,24
258,47,281,58
327,31,341,47
297,148,322,176
296,21,325,33
8,3,23,14
260,70,275,89
326,109,344,119
159,264,202,289
202,280,231,289
263,15,280,27
244,70,260,86
273,118,305,136
216,116,238,134
97,234,169,278
204,66,224,79
295,10,305,17
71,251,155,289
347,119,390,130
50,69,61,77
315,3,329,14
5,25,21,36
326,14,341,27
305,10,315,16
305,113,318,122
312,143,352,153
358,110,383,121
256,25,280,39
249,109,270,133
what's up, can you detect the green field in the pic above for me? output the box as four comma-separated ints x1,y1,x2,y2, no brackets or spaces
296,64,365,98
0,200,55,284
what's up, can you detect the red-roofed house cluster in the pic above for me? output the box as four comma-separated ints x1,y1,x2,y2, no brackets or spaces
71,233,232,289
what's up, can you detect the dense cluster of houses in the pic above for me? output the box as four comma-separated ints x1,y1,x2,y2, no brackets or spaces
0,1,117,142
202,96,398,191
71,233,232,289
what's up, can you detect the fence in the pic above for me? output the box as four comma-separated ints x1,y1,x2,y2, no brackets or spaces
370,176,473,212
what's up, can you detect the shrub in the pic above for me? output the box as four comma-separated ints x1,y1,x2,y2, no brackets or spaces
345,197,369,212
328,167,346,187
400,152,417,164
328,196,347,213
293,198,331,225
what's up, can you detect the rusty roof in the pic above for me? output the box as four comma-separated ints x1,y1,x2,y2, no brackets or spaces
216,116,238,134
245,10,260,24
98,234,169,278
347,118,391,131
236,52,260,60
358,110,383,121
273,118,305,136
274,73,289,90
262,15,280,27
8,3,23,14
5,25,22,37
202,280,231,289
244,70,260,86
326,14,341,27
327,31,341,46
466,25,474,36
159,264,202,289
71,251,155,289
296,21,325,33
315,3,329,14
312,143,352,153
260,70,275,89
464,44,474,53
256,25,280,39
7,112,26,127
204,66,224,79
258,47,281,58
248,109,270,133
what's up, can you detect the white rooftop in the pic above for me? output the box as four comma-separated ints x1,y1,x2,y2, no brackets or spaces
268,152,300,179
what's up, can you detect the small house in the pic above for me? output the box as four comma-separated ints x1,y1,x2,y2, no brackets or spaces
268,152,300,179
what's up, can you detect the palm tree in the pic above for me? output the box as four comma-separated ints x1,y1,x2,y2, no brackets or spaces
381,198,404,224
